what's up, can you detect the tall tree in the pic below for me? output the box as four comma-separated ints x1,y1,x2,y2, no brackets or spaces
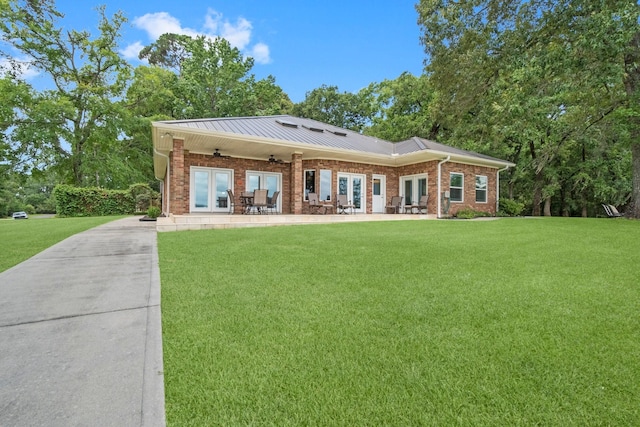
364,72,439,142
139,34,291,119
417,0,640,216
293,84,375,132
0,0,142,188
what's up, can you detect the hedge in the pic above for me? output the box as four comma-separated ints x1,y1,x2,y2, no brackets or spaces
53,184,135,217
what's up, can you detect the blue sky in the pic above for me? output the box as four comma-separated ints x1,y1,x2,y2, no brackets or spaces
43,0,426,103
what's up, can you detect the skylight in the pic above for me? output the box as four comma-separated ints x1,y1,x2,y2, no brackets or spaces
276,119,298,128
327,129,347,136
302,124,324,132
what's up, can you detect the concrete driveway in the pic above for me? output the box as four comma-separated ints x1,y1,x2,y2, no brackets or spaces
0,217,164,426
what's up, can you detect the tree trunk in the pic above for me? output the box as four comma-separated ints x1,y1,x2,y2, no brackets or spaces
543,197,551,216
631,142,640,218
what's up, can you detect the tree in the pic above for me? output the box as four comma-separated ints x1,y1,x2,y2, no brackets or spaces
417,0,640,216
139,34,291,119
0,0,149,188
364,72,439,142
292,84,375,132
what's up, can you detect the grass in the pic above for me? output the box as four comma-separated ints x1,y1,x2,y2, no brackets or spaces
158,218,640,426
0,216,125,272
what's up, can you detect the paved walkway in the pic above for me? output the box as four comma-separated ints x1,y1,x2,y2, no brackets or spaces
0,217,165,427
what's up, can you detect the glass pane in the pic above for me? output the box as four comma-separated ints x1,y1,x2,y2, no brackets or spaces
476,176,487,190
265,175,278,198
215,173,229,208
304,170,315,200
450,188,463,202
404,179,413,205
476,189,487,203
373,178,381,196
194,171,209,208
338,176,348,196
320,170,331,201
248,175,260,192
450,173,463,188
418,178,427,196
352,177,362,209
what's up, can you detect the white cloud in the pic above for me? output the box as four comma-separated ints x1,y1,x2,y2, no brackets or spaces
130,8,271,64
250,43,271,65
0,57,39,80
120,41,146,61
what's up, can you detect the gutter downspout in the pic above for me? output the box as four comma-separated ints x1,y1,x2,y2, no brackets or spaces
496,165,510,214
154,148,171,215
437,156,450,219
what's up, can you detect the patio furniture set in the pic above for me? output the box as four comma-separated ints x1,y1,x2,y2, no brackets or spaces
385,195,429,214
225,190,429,215
227,189,279,214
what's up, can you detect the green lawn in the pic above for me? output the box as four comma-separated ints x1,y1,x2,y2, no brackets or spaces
158,218,640,426
0,216,124,272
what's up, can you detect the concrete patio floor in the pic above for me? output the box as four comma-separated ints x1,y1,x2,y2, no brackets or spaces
157,213,438,232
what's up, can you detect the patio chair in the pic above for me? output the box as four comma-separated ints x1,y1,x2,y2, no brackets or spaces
308,192,334,214
266,191,280,214
385,196,404,214
226,189,236,214
602,204,623,218
406,194,429,214
252,189,268,214
336,193,355,214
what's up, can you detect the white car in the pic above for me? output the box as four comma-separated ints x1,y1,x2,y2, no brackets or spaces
12,211,28,219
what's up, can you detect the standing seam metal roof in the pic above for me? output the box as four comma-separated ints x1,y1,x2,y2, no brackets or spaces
156,115,511,164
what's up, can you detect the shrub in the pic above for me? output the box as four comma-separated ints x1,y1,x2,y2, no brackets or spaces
455,208,491,219
53,184,135,217
147,206,161,219
499,198,525,216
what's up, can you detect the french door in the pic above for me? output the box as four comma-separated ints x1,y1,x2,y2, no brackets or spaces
401,174,428,206
246,171,282,211
338,173,366,213
191,167,233,212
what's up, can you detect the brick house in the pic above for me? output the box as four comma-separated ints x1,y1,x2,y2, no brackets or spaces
152,115,514,217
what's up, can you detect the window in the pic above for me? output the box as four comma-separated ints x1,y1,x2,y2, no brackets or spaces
476,175,487,203
450,172,463,202
304,170,315,200
320,169,332,201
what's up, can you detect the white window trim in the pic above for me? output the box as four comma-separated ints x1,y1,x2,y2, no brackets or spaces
304,169,315,201
475,175,488,204
450,172,464,203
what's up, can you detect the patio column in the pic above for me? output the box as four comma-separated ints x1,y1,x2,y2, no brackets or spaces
171,138,186,215
290,152,303,214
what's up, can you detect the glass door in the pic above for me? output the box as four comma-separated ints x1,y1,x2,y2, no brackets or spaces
401,174,427,210
246,171,282,212
190,167,232,212
338,173,366,213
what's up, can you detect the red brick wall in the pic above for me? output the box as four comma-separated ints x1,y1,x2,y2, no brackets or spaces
168,150,500,216
440,163,497,216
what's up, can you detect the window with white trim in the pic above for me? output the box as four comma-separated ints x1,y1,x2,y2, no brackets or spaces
304,170,315,201
450,172,463,202
319,169,332,201
476,175,487,203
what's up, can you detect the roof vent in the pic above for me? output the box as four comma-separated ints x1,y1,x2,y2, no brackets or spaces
276,119,298,128
302,124,324,132
327,129,347,136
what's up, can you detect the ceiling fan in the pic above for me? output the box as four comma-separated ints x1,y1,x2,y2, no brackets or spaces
268,154,284,164
213,149,230,159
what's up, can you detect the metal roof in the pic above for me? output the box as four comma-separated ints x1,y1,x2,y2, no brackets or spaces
152,115,515,179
